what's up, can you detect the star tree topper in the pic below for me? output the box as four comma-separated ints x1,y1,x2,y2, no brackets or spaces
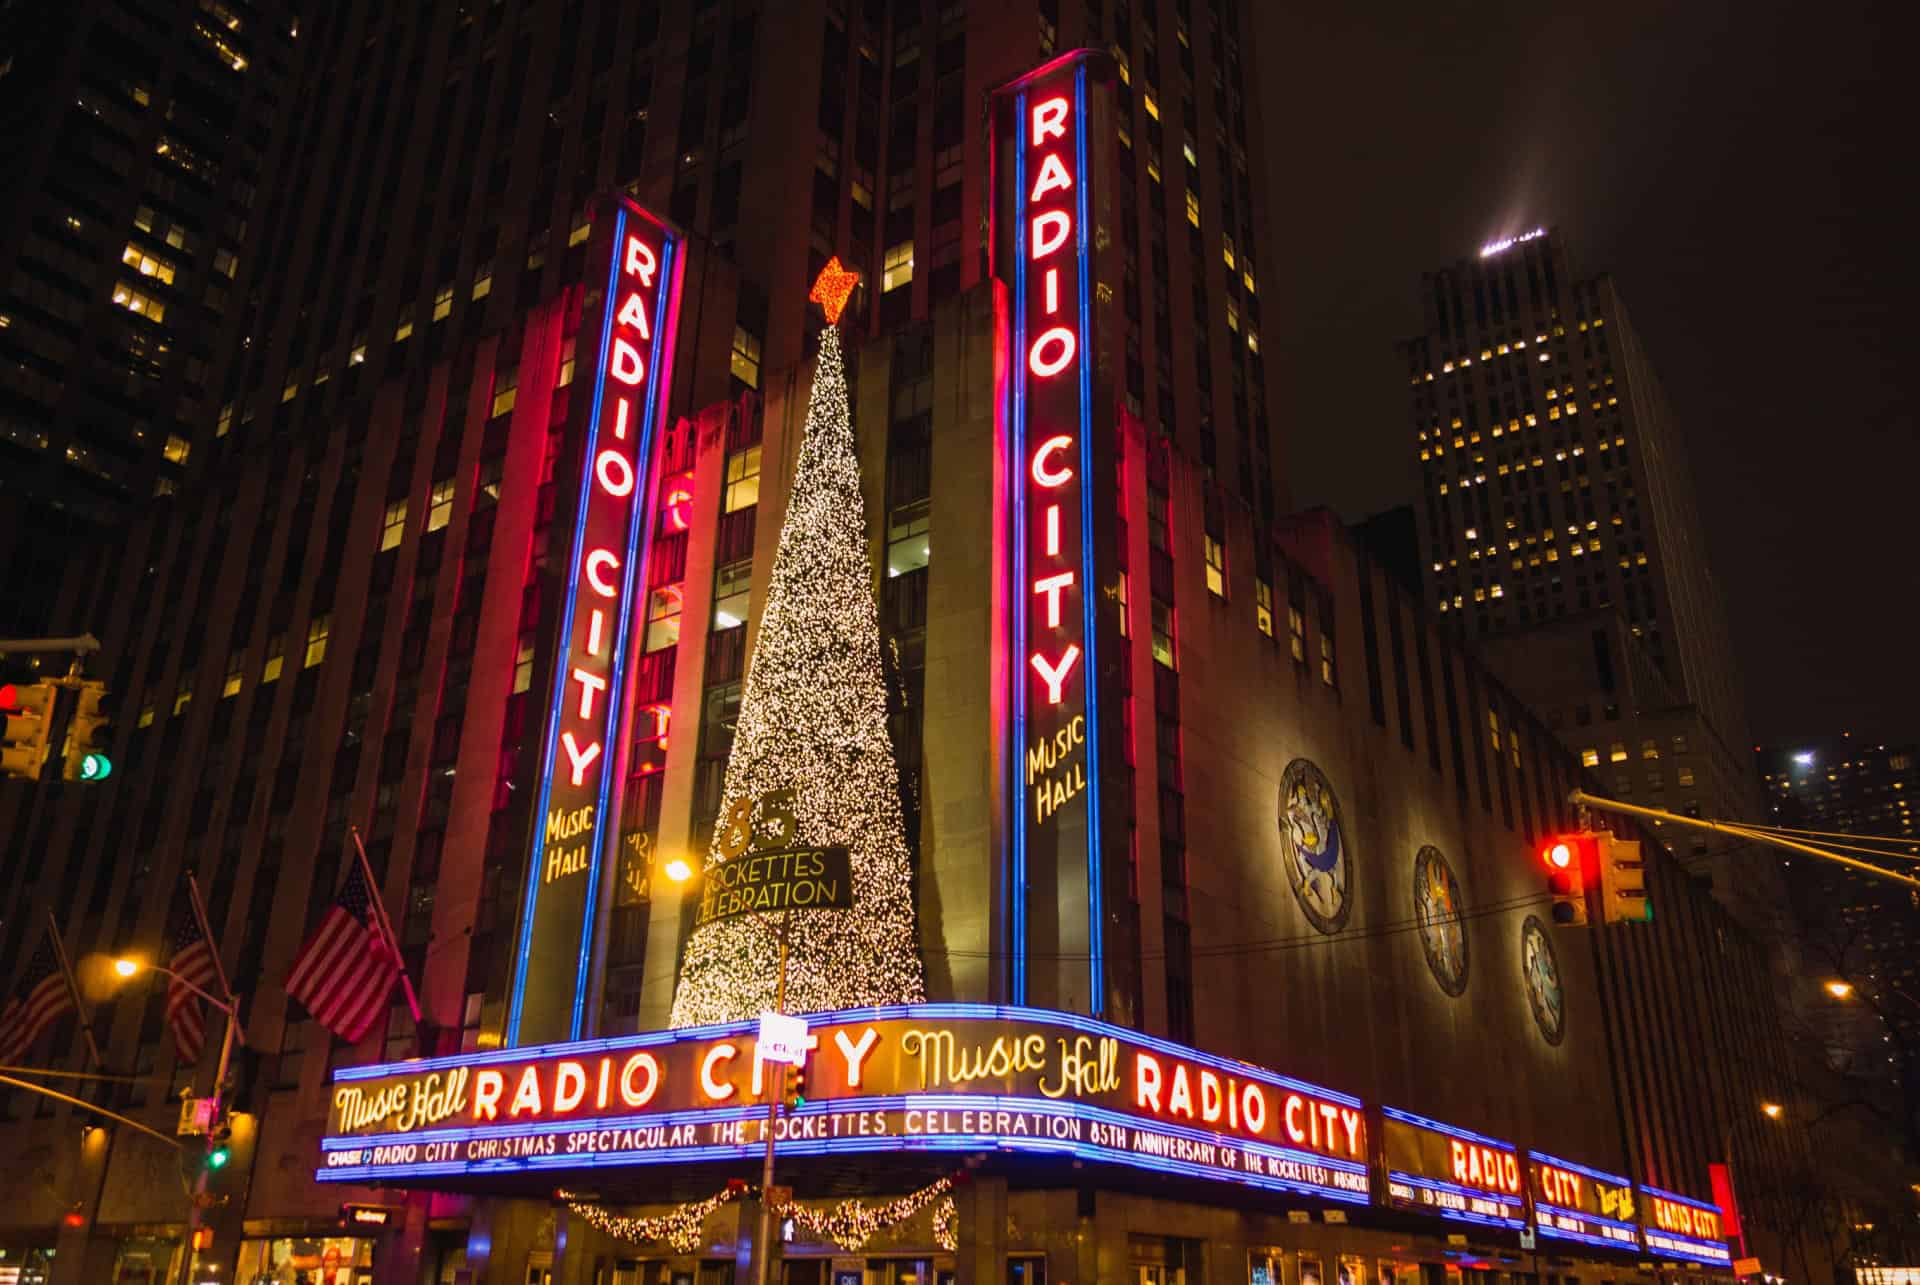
809,256,861,326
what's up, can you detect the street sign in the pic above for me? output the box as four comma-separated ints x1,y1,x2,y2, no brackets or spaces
177,1095,218,1136
694,845,854,928
341,1204,397,1228
1520,1227,1536,1250
757,1012,813,1066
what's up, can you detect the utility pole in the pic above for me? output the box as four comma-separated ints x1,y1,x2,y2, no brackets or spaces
755,911,790,1285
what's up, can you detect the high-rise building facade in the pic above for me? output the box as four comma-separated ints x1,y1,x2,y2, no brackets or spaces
0,0,297,638
0,7,1824,1285
1400,231,1760,894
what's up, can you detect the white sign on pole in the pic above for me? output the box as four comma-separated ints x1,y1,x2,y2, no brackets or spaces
757,1012,813,1067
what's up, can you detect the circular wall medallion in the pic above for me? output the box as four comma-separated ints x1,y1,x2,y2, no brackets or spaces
1413,845,1469,996
1277,758,1352,934
1521,915,1566,1045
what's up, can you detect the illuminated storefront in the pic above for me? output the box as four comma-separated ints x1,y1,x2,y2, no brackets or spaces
236,1235,374,1285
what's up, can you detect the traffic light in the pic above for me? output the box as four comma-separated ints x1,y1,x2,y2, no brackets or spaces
191,1227,215,1252
1539,833,1595,926
782,1062,808,1111
61,680,111,782
1,681,58,781
1597,832,1652,924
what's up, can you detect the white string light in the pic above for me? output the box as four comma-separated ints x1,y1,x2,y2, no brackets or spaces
562,1177,958,1253
671,323,925,1024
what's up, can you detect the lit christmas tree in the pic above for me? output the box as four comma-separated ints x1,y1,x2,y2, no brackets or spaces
670,267,925,1025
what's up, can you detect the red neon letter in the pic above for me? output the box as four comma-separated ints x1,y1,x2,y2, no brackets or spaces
1031,96,1069,146
1044,504,1061,556
701,1043,738,1101
1339,1108,1362,1156
615,289,653,339
553,1061,587,1113
612,396,633,441
1199,1071,1223,1123
1030,646,1081,704
1030,152,1073,202
474,1070,505,1120
1243,1084,1268,1134
508,1065,543,1117
1166,1066,1193,1118
596,448,635,497
835,1027,879,1088
587,608,606,656
620,1052,660,1107
1134,1053,1163,1111
1451,1139,1469,1182
1044,267,1060,315
610,338,646,385
1284,1093,1307,1143
585,549,620,597
624,235,658,284
571,667,608,720
1033,570,1075,627
1031,435,1075,487
561,732,602,785
1031,210,1072,260
1029,326,1077,377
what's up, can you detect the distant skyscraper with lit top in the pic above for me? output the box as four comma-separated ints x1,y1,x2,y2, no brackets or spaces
1398,228,1761,897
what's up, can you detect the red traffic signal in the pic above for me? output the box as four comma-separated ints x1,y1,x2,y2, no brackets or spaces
1539,833,1596,926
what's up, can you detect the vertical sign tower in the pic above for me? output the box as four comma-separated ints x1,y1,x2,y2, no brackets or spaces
992,51,1121,1016
508,196,686,1046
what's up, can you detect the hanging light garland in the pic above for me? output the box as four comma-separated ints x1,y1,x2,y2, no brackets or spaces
562,1176,957,1253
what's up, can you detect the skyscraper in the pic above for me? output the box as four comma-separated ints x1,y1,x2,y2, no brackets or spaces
0,0,297,637
1402,230,1760,891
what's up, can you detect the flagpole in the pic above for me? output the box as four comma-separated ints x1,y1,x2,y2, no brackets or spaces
184,871,242,1128
184,872,235,1005
349,826,424,1026
45,910,104,1070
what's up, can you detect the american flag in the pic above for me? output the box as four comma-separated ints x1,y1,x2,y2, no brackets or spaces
165,893,223,1063
284,861,401,1043
0,933,76,1065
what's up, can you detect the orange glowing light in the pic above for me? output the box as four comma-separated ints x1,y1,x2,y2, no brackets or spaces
809,256,861,326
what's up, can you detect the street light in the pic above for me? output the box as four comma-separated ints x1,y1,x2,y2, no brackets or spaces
1827,980,1856,1000
1762,1101,1784,1119
113,958,139,978
663,856,696,884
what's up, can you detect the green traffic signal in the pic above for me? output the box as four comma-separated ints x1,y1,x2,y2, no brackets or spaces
79,752,111,781
207,1145,231,1170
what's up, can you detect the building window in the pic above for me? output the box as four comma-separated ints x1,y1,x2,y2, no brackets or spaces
172,676,193,717
1202,535,1226,597
490,363,518,418
222,653,244,698
513,636,536,694
380,500,408,551
432,284,454,322
1320,630,1336,688
712,560,752,630
304,613,331,668
723,445,761,513
1581,747,1599,767
1116,571,1131,638
1641,738,1659,760
730,326,762,389
1151,599,1177,670
1287,604,1306,664
262,634,285,684
426,478,456,532
1255,578,1274,636
1609,742,1628,763
886,498,930,577
1677,766,1696,787
162,434,191,464
393,308,414,342
557,337,577,387
1673,733,1689,755
472,267,493,300
121,244,177,284
644,587,683,653
111,283,166,322
883,241,914,293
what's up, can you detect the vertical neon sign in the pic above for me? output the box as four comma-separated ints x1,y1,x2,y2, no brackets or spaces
994,52,1115,1014
508,197,684,1046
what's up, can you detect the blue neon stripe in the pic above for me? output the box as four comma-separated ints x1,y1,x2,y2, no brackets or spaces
329,1002,1365,1109
1072,63,1103,1017
1526,1148,1633,1189
507,206,631,1046
1010,88,1030,1006
1388,1171,1527,1229
1383,1104,1518,1152
1533,1201,1641,1246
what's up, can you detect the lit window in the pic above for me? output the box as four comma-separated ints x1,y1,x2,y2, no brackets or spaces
121,244,177,284
111,283,166,322
281,380,298,403
1677,767,1696,787
1221,235,1236,269
1255,578,1274,637
885,498,930,577
1288,605,1306,663
215,403,234,438
1581,748,1600,767
730,326,762,389
513,636,536,694
1642,739,1659,760
490,363,517,418
304,613,331,668
882,241,914,293
712,560,753,629
1609,742,1628,764
427,478,456,532
432,285,453,322
1143,91,1159,120
1488,709,1502,750
221,652,244,698
1225,300,1239,332
394,309,414,342
261,634,284,684
1151,599,1177,670
162,434,190,464
380,500,407,551
644,587,683,653
1116,570,1131,638
568,217,592,247
137,704,155,728
1320,631,1336,687
1183,140,1198,167
723,445,761,513
349,343,366,365
472,265,493,300
1247,330,1259,354
213,249,238,278
555,337,577,388
1185,190,1200,227
173,677,193,717
1203,535,1226,597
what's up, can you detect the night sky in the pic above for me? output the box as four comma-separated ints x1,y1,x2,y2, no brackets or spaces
1249,2,1913,746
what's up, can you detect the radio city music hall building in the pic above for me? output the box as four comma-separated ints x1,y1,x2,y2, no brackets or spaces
0,12,1814,1285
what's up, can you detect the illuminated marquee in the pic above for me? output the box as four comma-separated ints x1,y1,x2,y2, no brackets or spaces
316,1005,1369,1203
1640,1184,1730,1267
993,50,1117,1011
508,197,685,1046
1381,1107,1526,1229
1527,1151,1640,1252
